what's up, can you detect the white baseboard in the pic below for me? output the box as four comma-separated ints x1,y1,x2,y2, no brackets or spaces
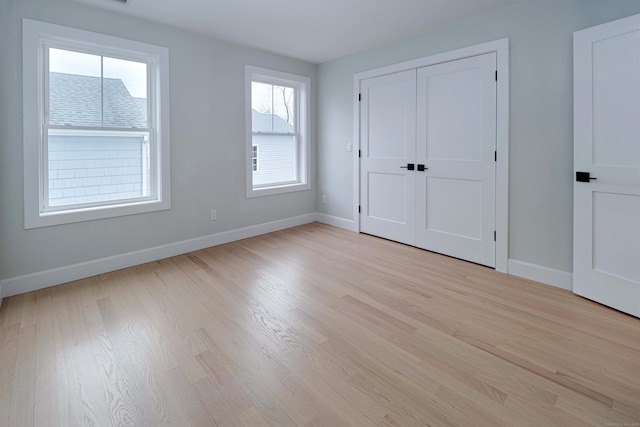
1,216,574,299
315,213,357,232
508,259,573,291
0,213,316,298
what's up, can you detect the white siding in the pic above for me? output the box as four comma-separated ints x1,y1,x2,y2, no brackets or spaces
252,134,296,186
48,134,148,206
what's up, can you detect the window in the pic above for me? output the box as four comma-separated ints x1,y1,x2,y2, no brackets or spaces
23,19,170,228
252,145,259,172
246,66,310,197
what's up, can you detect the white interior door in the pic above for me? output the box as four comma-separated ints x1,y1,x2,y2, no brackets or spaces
360,70,416,245
574,14,640,317
415,53,496,267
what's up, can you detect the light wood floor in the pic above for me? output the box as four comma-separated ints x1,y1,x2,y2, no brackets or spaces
1,223,639,426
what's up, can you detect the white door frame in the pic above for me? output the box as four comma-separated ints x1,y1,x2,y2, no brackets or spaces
353,38,510,273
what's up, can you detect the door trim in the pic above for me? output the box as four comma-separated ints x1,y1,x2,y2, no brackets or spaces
353,38,510,272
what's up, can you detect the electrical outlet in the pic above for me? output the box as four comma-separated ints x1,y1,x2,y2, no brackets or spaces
321,194,327,204
210,209,217,221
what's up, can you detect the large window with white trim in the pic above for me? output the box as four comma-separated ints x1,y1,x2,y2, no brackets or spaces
246,66,310,197
23,19,170,228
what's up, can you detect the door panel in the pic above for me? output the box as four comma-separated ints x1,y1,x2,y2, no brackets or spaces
592,30,640,168
360,70,416,245
574,14,640,317
592,191,640,283
425,177,482,240
416,53,496,267
367,82,411,159
425,68,485,162
368,172,409,223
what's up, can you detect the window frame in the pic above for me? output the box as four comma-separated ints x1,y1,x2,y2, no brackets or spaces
252,144,259,172
22,19,171,228
245,66,310,198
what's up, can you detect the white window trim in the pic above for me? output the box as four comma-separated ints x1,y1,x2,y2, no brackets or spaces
245,65,310,198
22,19,171,228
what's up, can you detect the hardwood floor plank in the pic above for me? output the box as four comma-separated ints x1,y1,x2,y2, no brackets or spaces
0,223,638,426
0,293,24,329
8,324,36,427
0,324,20,427
163,365,217,427
50,289,92,426
33,289,59,427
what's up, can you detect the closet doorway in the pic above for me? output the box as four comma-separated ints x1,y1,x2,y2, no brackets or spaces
355,41,509,270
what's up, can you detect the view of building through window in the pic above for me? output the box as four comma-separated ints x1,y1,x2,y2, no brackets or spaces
250,81,297,187
47,48,151,208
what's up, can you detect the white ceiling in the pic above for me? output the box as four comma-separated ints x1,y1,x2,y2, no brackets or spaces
72,0,521,63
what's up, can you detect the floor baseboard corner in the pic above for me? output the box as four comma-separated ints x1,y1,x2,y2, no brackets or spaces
315,213,357,232
508,259,573,291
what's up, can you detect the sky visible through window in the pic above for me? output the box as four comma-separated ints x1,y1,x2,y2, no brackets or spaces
251,81,294,127
49,48,147,98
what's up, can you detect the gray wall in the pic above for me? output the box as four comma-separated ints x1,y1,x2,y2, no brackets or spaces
317,0,640,274
0,0,316,284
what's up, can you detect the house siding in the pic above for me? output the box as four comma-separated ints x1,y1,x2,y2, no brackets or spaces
48,134,149,206
252,134,296,186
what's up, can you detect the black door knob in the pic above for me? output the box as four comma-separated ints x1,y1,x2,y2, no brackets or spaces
576,171,597,182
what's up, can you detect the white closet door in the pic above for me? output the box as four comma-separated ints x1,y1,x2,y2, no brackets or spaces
573,14,640,317
360,70,417,245
415,53,497,267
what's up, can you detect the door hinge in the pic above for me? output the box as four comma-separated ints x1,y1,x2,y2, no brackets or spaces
358,93,361,102
359,150,361,158
495,70,498,81
494,151,497,162
359,205,361,213
494,231,497,241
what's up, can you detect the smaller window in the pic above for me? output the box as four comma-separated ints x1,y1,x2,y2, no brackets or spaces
252,145,259,172
246,66,310,197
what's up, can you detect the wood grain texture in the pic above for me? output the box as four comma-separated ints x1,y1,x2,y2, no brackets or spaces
1,222,639,426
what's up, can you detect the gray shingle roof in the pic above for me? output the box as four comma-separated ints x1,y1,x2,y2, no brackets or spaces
252,109,294,133
49,72,147,128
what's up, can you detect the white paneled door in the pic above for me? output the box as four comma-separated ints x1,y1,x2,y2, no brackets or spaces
574,14,640,318
360,53,496,267
360,70,417,246
416,53,496,267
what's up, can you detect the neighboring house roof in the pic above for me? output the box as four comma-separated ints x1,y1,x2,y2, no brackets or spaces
252,109,294,133
49,72,147,128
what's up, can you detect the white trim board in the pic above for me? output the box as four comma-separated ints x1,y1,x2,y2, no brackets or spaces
315,213,357,232
353,38,510,273
0,213,316,298
0,211,573,299
508,259,573,291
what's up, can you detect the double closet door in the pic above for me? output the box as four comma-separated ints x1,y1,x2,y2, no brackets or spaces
360,53,497,267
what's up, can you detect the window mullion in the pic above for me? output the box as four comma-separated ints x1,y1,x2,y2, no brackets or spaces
271,84,275,132
100,56,104,127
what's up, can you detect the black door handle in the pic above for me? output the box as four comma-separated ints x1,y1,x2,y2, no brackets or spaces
576,171,597,182
400,163,415,171
417,164,428,172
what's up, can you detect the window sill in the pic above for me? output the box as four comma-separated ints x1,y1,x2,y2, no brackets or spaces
247,182,311,198
25,198,171,229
